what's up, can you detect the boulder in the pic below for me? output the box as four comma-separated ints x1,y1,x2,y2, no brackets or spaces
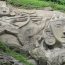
0,34,22,49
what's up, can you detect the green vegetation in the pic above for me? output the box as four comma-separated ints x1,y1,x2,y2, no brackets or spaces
7,0,65,11
0,41,33,65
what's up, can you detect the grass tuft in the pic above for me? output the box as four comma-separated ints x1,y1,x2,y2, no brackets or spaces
0,41,33,65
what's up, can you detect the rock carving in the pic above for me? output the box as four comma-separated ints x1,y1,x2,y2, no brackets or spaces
1,1,65,65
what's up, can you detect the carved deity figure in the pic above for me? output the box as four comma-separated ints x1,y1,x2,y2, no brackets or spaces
30,16,65,65
0,1,30,50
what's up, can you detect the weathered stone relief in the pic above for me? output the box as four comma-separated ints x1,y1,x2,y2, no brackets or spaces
1,1,65,65
30,14,65,65
0,1,31,50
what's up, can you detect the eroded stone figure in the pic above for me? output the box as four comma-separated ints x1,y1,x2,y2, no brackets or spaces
18,13,46,52
1,1,65,65
0,1,30,49
30,15,65,65
0,1,46,53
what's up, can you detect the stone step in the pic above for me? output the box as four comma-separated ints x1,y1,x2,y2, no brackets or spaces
31,17,42,21
30,15,37,17
30,16,42,19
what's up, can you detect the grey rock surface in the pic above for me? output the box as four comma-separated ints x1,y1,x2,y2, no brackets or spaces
1,1,65,65
27,59,37,65
30,13,65,65
0,34,21,47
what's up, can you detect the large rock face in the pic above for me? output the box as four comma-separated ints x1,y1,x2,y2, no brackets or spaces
29,12,65,65
1,1,65,65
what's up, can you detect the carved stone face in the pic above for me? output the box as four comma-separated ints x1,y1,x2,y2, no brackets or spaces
51,19,65,43
44,25,56,46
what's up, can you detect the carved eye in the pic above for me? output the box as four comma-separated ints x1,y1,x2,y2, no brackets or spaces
56,23,62,28
45,30,53,37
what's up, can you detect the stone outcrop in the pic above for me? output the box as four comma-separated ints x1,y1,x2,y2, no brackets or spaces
1,1,65,65
29,11,65,65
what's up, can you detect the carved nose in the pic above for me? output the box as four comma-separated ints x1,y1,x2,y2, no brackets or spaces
63,32,65,35
63,27,65,35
